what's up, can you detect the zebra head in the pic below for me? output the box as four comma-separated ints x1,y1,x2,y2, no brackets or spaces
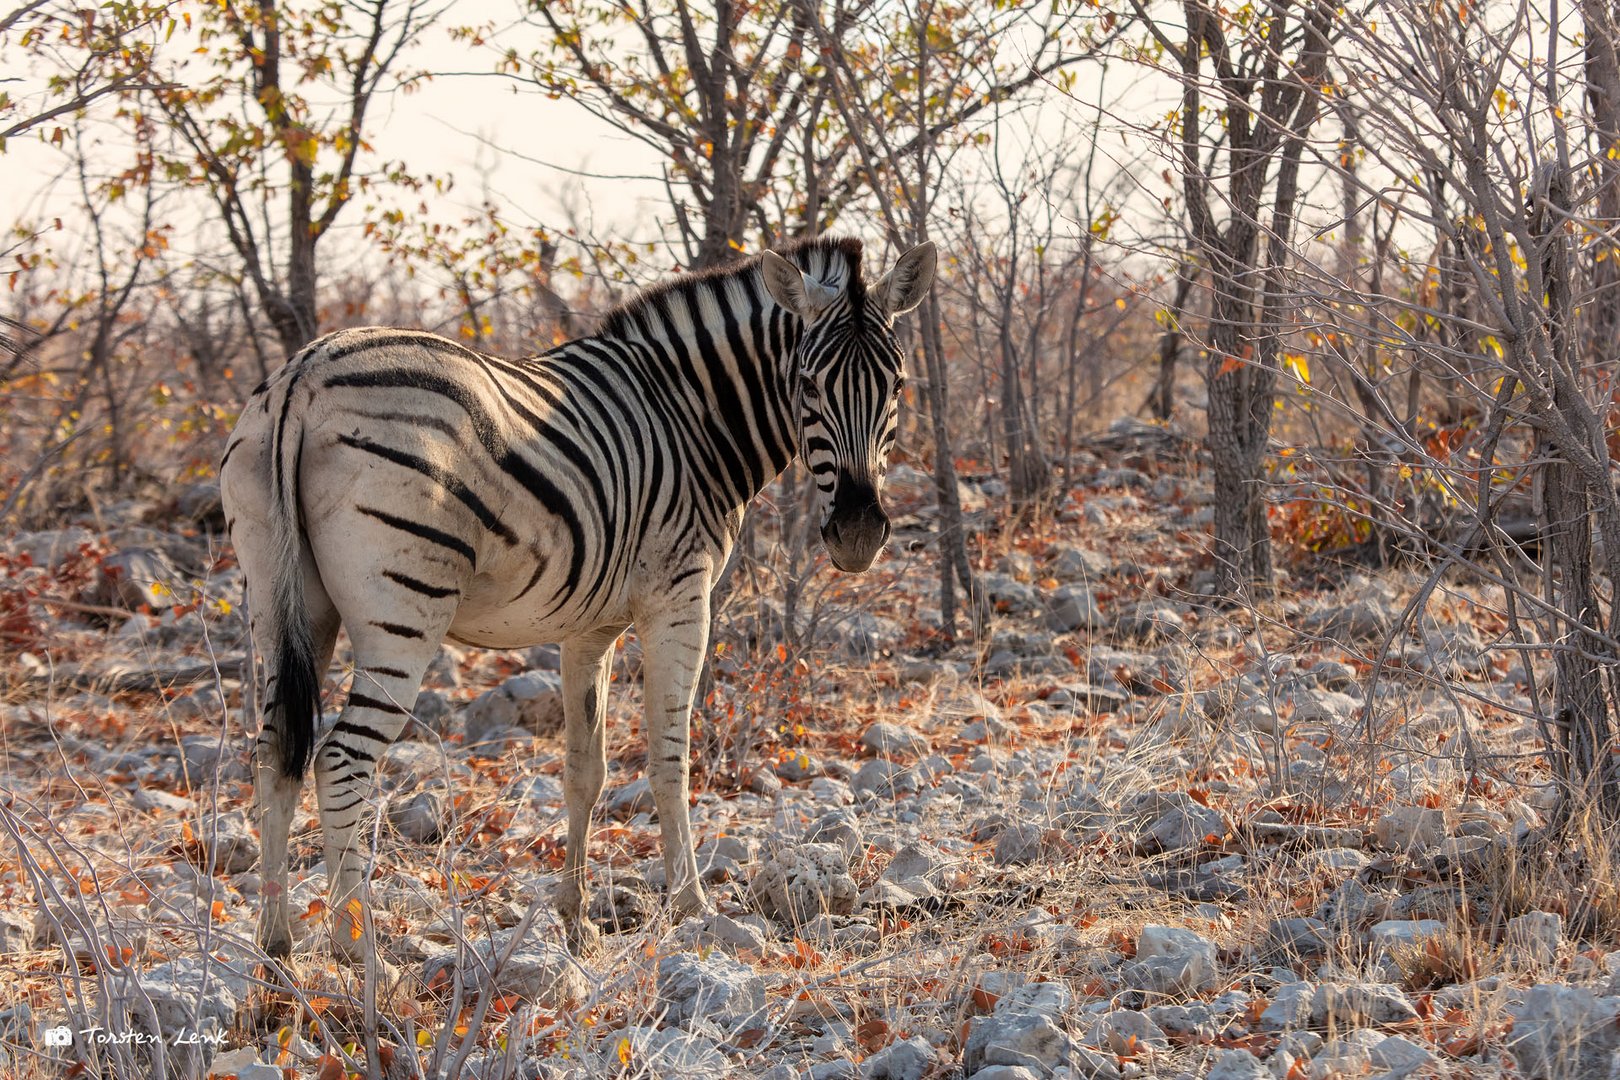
762,241,937,573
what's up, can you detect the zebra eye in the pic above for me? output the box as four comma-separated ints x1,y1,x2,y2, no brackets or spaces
894,374,907,396
799,376,820,399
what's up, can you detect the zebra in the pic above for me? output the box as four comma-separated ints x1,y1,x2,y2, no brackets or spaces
220,236,936,959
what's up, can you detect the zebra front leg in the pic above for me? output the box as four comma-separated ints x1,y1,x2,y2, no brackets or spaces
315,634,441,962
640,599,712,921
557,626,622,955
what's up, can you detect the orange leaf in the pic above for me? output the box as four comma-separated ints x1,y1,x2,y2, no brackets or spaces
855,1018,891,1052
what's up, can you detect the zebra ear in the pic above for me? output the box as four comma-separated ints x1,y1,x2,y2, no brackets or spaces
762,250,840,320
873,242,937,319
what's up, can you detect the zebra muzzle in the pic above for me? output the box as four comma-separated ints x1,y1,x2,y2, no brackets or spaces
823,481,891,572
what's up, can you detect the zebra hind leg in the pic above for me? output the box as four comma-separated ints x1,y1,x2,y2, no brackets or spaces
253,604,340,960
556,626,623,955
315,622,446,962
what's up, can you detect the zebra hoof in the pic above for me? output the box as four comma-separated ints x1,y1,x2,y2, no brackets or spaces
257,918,293,960
564,916,602,957
671,885,711,922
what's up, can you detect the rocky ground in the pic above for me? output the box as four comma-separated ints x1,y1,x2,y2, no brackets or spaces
0,418,1613,1080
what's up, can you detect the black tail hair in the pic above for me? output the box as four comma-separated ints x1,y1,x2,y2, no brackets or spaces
268,363,320,779
273,613,319,778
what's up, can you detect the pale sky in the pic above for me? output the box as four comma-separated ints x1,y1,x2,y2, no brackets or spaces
0,0,1174,295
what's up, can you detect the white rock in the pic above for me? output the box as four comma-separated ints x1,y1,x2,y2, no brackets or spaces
750,843,857,923
188,811,258,875
971,1068,1043,1080
1259,981,1315,1030
1122,925,1219,995
854,759,911,798
1206,1048,1269,1080
1310,983,1419,1026
859,1035,937,1080
1287,689,1359,727
994,822,1047,866
206,1047,260,1076
1087,1009,1168,1051
606,776,656,818
462,671,564,741
611,1025,731,1078
861,722,929,759
805,808,865,859
1142,804,1225,851
1310,1030,1380,1078
1299,847,1368,874
1366,919,1446,950
1369,1033,1436,1076
1506,911,1562,967
676,913,768,955
882,841,949,888
388,789,445,843
1138,925,1217,965
1507,984,1620,1078
657,952,766,1032
967,1010,1071,1075
505,773,564,805
1373,806,1447,851
1045,585,1103,632
430,934,589,1009
126,954,249,1074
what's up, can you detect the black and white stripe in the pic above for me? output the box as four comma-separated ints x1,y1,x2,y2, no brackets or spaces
221,236,936,958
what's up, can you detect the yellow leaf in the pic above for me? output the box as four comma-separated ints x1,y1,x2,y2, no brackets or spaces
617,1037,632,1065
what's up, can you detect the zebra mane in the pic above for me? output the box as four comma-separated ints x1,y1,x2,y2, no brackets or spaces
597,235,869,340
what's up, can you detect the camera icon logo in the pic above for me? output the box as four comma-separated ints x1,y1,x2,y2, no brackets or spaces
43,1026,73,1047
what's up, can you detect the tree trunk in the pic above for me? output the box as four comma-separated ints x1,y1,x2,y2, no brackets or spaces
1204,287,1275,595
921,289,986,641
1537,153,1620,818
1585,0,1620,372
1147,259,1197,421
272,155,321,355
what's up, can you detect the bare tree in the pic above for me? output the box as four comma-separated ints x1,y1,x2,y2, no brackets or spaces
525,0,828,269
1133,0,1335,598
0,1,165,150
144,0,440,356
1325,0,1620,820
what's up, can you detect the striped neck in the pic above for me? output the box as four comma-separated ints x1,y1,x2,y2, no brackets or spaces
592,238,867,506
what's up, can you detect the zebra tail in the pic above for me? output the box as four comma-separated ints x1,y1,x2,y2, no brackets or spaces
270,389,319,780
